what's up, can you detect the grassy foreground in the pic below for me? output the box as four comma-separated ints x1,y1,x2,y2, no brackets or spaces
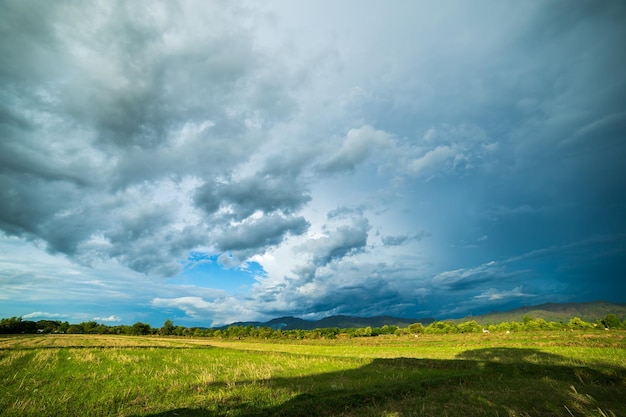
1,332,625,416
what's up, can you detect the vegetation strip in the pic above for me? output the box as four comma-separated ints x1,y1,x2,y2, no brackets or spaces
2,313,624,338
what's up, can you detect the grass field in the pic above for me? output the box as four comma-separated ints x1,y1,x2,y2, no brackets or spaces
1,332,625,416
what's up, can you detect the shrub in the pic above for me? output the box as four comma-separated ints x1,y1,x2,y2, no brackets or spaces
568,317,593,330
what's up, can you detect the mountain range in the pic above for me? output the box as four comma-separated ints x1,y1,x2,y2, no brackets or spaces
220,315,435,331
219,301,625,330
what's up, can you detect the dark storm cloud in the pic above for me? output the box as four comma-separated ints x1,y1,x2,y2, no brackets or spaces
0,174,101,253
300,218,370,267
252,259,430,319
100,202,208,276
0,1,61,83
53,2,262,152
194,175,311,220
290,217,370,283
215,214,309,256
0,0,290,177
429,235,626,317
0,1,304,275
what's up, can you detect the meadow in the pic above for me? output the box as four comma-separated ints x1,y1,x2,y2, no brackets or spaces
1,332,625,416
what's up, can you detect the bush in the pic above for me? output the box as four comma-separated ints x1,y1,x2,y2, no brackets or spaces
457,320,483,333
600,314,623,329
568,317,593,330
425,321,457,334
408,323,425,334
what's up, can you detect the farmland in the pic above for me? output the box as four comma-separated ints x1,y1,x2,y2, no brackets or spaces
1,332,625,416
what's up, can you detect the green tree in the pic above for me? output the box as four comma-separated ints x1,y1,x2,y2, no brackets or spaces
600,314,622,329
318,328,339,339
58,321,70,333
0,317,22,334
408,322,425,334
80,321,99,334
522,318,540,331
394,327,408,336
95,324,109,334
496,321,511,332
544,321,561,330
425,321,457,334
66,324,84,334
354,326,373,337
568,317,592,330
257,326,274,338
131,322,151,335
193,328,207,337
161,319,175,335
36,320,60,333
380,325,398,335
457,320,482,333
225,325,250,338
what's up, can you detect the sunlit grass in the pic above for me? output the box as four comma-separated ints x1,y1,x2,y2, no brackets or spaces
1,332,624,416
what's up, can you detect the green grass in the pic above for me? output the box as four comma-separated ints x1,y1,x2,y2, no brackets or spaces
1,332,625,416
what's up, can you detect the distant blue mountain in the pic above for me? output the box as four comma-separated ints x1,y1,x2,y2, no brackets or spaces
219,315,435,330
218,301,626,330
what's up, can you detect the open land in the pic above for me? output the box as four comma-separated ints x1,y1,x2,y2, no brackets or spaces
1,332,625,416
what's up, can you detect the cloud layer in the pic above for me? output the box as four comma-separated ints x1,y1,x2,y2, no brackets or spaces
1,0,625,325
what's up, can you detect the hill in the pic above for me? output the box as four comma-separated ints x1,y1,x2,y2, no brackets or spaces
453,301,626,325
220,315,435,330
219,301,625,330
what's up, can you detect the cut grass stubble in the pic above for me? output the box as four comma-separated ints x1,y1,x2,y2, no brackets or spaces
0,332,624,416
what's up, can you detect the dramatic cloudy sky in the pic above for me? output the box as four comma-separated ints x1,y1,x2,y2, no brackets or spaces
2,1,625,327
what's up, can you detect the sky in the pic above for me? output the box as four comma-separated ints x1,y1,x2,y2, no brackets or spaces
1,1,625,327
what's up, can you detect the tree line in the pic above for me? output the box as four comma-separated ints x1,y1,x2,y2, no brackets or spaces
1,314,624,338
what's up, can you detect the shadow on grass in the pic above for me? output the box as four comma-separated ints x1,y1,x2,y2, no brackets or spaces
134,348,626,417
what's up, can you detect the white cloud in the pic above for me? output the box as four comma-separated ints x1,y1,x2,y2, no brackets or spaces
408,145,459,176
93,315,122,323
151,296,261,326
152,297,212,315
432,261,501,291
319,125,397,174
22,312,69,319
473,286,534,301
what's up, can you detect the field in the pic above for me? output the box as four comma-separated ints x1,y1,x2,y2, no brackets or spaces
1,332,625,416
